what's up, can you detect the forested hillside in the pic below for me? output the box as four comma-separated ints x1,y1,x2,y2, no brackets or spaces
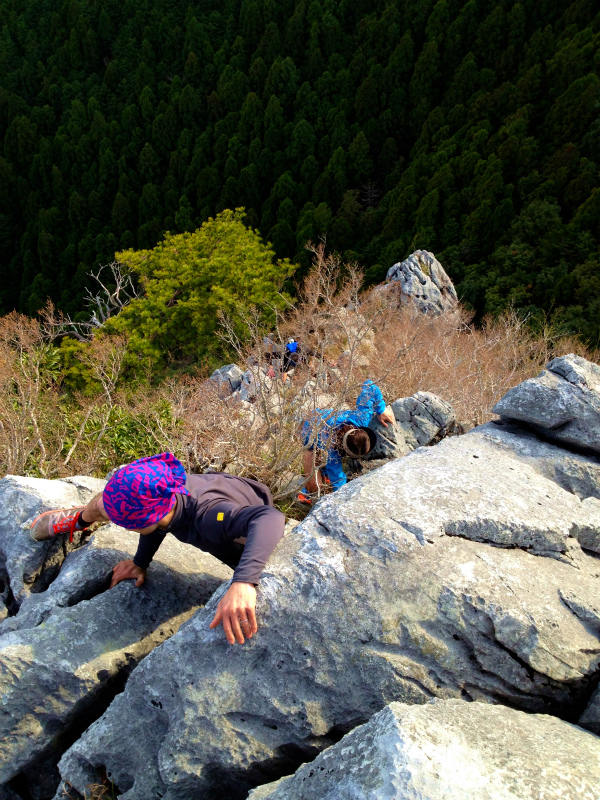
1,0,599,341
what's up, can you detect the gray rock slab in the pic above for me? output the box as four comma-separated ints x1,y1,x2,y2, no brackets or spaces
367,392,455,461
493,354,600,454
0,523,232,785
571,497,600,554
55,435,600,800
385,250,458,314
0,523,232,635
0,474,106,607
392,391,455,449
249,700,600,800
210,364,244,392
366,414,411,460
467,421,600,500
327,433,597,557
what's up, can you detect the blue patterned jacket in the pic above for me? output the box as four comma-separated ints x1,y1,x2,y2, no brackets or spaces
301,380,385,490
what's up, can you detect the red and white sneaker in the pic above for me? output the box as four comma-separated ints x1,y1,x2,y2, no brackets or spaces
296,491,312,507
29,507,87,543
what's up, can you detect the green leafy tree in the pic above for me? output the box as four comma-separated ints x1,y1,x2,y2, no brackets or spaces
109,208,294,365
2,0,600,348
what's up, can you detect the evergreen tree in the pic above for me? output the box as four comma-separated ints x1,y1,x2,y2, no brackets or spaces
0,0,599,344
109,209,294,364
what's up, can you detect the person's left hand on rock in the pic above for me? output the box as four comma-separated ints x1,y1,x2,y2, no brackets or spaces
110,558,147,588
376,408,395,428
209,581,258,644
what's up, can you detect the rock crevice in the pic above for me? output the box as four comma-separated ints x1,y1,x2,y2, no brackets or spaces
0,355,599,800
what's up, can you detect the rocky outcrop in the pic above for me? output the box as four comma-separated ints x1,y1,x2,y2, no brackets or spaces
367,391,455,461
210,363,244,392
493,354,600,454
249,699,600,800
0,474,106,607
1,357,600,800
385,250,458,314
469,419,600,501
0,479,231,795
53,430,600,800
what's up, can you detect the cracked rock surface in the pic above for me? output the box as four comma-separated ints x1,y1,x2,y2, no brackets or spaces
468,420,600,501
385,250,458,314
54,432,600,800
0,490,231,790
248,699,600,800
493,354,600,454
366,391,455,461
0,474,106,606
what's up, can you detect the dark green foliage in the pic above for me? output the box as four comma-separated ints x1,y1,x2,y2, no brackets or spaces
1,0,600,343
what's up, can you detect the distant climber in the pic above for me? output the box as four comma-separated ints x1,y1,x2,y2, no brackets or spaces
265,338,314,382
282,338,300,382
298,379,395,504
29,453,285,646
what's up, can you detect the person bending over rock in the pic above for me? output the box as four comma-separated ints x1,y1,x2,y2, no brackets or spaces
298,379,395,505
29,453,285,645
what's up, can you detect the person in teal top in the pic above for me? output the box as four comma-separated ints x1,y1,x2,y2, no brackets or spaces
299,379,395,504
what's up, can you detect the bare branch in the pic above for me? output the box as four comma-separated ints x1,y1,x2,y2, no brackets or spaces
43,262,142,342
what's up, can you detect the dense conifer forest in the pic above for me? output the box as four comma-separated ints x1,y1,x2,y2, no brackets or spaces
1,0,599,342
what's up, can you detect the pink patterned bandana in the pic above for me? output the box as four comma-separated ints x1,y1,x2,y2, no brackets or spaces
102,453,189,529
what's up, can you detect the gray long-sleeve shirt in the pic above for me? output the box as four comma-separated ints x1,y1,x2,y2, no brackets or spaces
132,473,285,584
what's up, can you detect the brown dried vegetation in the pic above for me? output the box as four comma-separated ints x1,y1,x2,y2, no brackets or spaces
0,247,593,502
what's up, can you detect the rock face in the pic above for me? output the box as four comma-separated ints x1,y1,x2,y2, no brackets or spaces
365,392,456,462
210,363,244,392
2,358,600,800
54,431,600,800
493,354,600,454
0,479,231,794
469,420,600,501
385,250,458,314
248,699,600,800
0,474,106,607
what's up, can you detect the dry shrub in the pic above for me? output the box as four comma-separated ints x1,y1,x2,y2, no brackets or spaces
60,776,117,799
0,311,66,476
0,313,134,478
62,334,129,474
153,247,598,503
0,248,595,492
200,246,389,501
365,300,593,429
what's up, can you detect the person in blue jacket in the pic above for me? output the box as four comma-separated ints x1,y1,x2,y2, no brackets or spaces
298,379,395,504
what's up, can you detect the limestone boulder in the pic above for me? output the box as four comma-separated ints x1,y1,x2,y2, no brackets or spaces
468,420,600,501
238,368,275,403
54,433,600,800
493,354,600,454
210,364,244,392
0,515,231,791
385,250,458,314
364,411,410,460
249,699,600,800
0,474,106,606
365,392,455,461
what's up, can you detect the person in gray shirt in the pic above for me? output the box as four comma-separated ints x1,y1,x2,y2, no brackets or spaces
30,453,285,645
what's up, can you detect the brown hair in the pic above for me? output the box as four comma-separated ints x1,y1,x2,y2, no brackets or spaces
336,424,371,456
